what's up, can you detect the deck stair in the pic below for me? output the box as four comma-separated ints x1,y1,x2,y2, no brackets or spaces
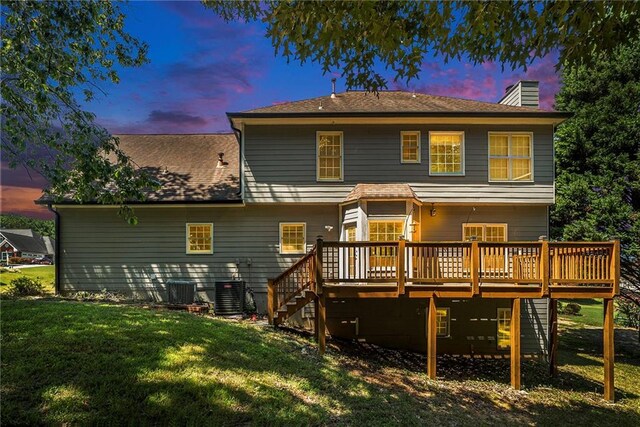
268,248,317,326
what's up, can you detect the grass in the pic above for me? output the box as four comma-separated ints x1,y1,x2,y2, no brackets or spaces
1,301,639,425
559,298,604,327
0,266,55,295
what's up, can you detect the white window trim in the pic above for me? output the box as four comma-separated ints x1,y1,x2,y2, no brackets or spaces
279,222,307,255
462,223,508,241
186,223,213,255
316,131,344,182
400,130,421,164
487,131,535,182
497,307,512,349
428,131,465,176
436,307,451,338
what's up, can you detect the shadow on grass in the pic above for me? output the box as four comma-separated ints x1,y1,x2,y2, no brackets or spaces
2,300,639,425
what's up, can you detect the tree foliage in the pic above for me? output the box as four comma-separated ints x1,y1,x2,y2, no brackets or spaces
0,214,55,237
205,0,640,91
551,39,640,319
1,1,156,223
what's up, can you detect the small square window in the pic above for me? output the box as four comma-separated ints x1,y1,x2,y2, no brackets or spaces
489,133,533,181
186,223,213,254
280,223,306,254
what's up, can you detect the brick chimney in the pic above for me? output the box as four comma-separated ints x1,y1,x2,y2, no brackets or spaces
498,80,539,108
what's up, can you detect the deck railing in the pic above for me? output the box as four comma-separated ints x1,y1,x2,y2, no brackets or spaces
317,239,620,296
267,247,316,322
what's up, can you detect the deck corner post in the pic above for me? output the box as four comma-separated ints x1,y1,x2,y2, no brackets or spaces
315,236,324,295
511,298,521,390
549,298,558,376
611,239,621,296
267,279,275,325
471,238,479,295
540,237,550,296
317,293,326,355
398,237,406,295
427,297,437,379
604,297,615,401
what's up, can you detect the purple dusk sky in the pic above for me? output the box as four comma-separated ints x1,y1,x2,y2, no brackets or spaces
1,1,560,218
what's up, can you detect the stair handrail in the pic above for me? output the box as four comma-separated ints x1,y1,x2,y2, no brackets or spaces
267,246,317,324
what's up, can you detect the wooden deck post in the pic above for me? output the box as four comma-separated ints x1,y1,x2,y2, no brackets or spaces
511,298,521,390
611,239,620,296
398,237,406,295
267,279,275,325
315,236,326,354
427,297,437,379
317,293,326,355
540,237,549,296
471,239,479,295
604,298,615,401
549,298,558,376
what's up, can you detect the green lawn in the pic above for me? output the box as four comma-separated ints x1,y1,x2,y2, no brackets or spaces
1,300,639,425
0,266,55,295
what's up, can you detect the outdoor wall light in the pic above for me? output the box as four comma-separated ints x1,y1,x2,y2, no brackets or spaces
430,203,437,217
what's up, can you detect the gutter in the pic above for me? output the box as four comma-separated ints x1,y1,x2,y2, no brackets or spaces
229,119,243,198
47,203,61,295
227,111,573,119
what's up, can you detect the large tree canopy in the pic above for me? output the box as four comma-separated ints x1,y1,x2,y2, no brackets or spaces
551,39,640,324
205,0,640,91
1,1,155,222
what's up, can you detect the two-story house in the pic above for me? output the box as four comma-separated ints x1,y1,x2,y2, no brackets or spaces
44,81,620,398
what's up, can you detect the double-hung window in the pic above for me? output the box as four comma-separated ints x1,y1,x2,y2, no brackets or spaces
280,223,306,254
401,131,421,163
317,131,343,181
436,307,450,337
429,131,464,175
489,132,533,181
186,223,213,254
462,223,508,242
497,308,512,349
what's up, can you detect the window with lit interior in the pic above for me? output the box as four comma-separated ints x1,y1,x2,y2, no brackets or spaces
436,307,450,337
317,132,343,181
186,223,213,254
401,131,421,163
497,308,511,349
429,132,464,175
489,133,532,181
280,223,306,254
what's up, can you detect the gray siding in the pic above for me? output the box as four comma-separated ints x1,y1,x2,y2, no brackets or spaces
58,205,339,310
419,204,549,354
244,124,554,204
420,205,548,241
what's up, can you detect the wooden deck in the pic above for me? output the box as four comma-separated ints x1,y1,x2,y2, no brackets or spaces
267,238,621,401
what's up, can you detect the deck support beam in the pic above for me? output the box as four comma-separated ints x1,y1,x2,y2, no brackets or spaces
317,294,326,355
549,299,558,376
427,297,437,379
604,298,615,401
510,298,521,390
267,279,275,325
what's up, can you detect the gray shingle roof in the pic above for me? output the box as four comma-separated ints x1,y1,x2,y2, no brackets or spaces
0,229,53,254
240,90,555,115
343,183,420,203
114,134,240,202
39,134,240,204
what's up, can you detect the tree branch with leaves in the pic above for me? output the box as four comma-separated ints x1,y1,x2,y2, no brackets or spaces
1,1,157,223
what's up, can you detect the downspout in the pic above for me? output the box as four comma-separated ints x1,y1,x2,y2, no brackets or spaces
229,119,243,199
47,203,61,295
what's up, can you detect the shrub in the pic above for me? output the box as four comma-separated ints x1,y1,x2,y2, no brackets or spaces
8,257,32,265
562,302,582,316
8,277,45,297
69,289,129,302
